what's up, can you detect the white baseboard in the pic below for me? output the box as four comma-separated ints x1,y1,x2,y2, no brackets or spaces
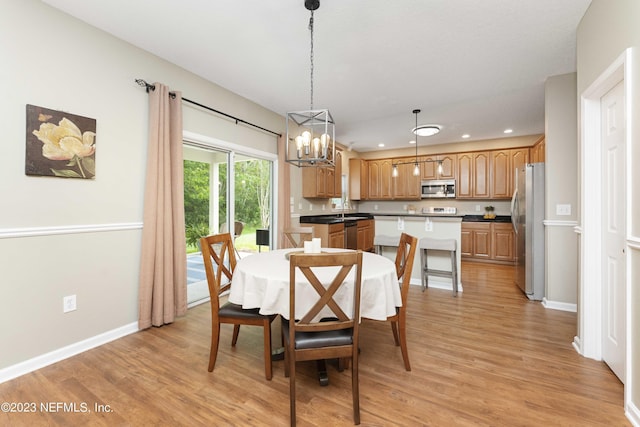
626,401,640,427
0,321,139,384
542,298,577,312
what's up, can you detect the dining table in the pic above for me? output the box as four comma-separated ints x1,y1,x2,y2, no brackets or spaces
228,247,401,385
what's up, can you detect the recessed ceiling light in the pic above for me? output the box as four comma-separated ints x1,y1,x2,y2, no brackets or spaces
504,129,513,134
378,143,385,147
462,134,470,139
413,125,441,137
409,140,416,144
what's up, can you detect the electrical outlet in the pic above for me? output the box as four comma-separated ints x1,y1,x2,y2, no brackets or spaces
63,295,77,313
475,205,481,212
397,217,405,231
425,218,433,232
298,203,302,210
374,204,378,210
309,204,313,211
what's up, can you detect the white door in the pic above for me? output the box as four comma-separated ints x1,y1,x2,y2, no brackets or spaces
600,80,626,382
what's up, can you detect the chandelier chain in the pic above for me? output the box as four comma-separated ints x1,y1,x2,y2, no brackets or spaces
309,9,314,111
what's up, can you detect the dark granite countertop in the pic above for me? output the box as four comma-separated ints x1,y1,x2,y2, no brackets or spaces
299,213,375,224
462,215,511,223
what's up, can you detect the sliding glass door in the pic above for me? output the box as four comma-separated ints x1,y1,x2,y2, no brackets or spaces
183,142,274,305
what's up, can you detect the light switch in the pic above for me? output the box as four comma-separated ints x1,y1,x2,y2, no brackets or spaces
425,218,433,232
556,204,571,216
397,217,404,231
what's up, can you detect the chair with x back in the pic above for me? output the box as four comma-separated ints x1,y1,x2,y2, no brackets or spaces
284,251,363,426
386,232,418,371
200,232,277,380
282,226,314,248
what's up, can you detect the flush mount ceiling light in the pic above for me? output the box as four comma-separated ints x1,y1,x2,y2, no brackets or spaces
413,125,441,137
285,0,335,168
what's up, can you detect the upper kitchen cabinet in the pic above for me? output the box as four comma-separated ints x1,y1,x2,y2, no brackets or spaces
421,154,457,180
348,158,368,201
393,159,421,200
530,137,545,163
368,158,393,200
491,148,529,199
302,150,342,199
457,151,490,198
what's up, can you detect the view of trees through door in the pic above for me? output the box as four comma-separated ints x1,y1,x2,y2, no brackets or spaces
183,143,273,304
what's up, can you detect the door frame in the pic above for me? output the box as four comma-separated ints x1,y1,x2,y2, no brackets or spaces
183,130,279,249
578,49,631,390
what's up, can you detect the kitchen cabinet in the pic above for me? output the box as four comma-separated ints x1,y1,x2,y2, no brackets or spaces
461,221,515,264
492,222,515,262
367,158,393,200
313,223,345,248
356,219,374,252
392,160,421,200
349,158,368,200
421,154,457,180
457,151,490,199
530,137,545,163
461,222,491,259
490,148,529,199
302,150,342,198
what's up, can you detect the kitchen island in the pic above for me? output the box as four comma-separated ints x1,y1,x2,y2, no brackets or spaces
373,213,463,293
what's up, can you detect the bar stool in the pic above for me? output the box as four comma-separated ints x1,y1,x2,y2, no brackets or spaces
374,235,400,255
419,237,458,296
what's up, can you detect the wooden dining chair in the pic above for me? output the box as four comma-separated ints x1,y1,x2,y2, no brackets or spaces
387,232,418,371
282,226,314,248
200,232,277,380
284,251,363,426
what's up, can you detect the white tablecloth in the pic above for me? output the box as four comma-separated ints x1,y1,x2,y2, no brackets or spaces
229,248,400,321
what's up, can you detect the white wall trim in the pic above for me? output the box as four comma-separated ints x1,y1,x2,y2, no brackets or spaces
543,220,579,227
628,236,640,250
626,401,640,427
0,222,143,239
542,298,577,312
0,322,139,384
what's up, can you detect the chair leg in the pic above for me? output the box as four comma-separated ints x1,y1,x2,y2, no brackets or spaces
231,324,240,346
390,320,400,346
289,354,296,427
352,352,360,425
420,249,426,291
263,319,273,380
208,322,221,372
398,313,411,371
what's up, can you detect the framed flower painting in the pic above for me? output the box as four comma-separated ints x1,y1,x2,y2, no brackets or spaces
25,104,96,179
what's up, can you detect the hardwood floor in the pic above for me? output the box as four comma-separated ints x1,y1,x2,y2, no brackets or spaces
0,262,629,426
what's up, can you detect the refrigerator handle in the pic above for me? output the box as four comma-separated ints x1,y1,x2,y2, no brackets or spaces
510,190,518,233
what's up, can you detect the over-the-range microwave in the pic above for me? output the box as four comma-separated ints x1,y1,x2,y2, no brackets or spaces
420,179,456,199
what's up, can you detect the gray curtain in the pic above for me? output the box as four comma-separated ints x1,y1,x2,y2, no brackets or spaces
138,82,187,329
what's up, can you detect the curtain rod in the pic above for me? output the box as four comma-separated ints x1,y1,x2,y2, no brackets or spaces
135,79,282,137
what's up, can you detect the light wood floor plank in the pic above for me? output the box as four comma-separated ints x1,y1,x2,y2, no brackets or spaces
0,262,629,426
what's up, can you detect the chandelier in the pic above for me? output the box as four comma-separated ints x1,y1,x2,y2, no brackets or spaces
285,0,335,167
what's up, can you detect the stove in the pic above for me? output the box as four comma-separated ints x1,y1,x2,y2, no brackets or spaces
421,207,457,215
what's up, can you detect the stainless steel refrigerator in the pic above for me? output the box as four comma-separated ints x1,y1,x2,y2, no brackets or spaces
510,163,545,300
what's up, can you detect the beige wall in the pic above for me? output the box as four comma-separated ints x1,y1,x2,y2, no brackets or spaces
577,0,640,414
544,73,578,305
0,0,283,369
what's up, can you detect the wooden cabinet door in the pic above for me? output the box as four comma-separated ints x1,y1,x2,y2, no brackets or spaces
490,150,511,199
379,159,393,199
473,152,490,198
457,153,473,198
364,220,374,251
438,154,457,179
394,161,420,200
329,230,345,248
420,155,438,180
492,223,515,262
510,148,529,196
368,160,381,199
473,226,491,258
348,159,368,201
461,227,473,257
